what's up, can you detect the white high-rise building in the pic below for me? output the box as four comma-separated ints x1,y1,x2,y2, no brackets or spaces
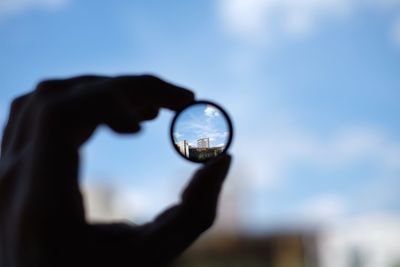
197,138,210,148
177,140,190,157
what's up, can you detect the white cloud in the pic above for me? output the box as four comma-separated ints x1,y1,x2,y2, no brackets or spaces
176,110,229,147
204,105,220,117
391,16,400,46
235,125,400,188
173,132,182,139
297,194,347,224
0,0,68,18
218,0,400,43
231,124,400,231
218,0,352,42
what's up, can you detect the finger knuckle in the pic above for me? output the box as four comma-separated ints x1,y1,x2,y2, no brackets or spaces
141,107,159,120
139,73,160,84
35,79,63,95
10,94,30,114
149,108,159,118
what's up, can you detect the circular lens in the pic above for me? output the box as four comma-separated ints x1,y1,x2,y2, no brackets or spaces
171,100,233,163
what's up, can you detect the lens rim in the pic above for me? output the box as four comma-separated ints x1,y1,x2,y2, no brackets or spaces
170,100,234,163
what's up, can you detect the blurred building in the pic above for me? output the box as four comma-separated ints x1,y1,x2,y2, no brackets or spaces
82,184,116,222
83,181,400,267
174,231,318,267
197,138,210,148
319,215,400,267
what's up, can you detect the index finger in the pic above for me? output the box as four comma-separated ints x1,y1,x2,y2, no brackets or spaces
101,75,195,111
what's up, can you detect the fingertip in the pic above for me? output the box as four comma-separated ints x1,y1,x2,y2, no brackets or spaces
204,153,232,168
196,153,232,182
184,90,195,103
108,121,141,134
171,88,196,111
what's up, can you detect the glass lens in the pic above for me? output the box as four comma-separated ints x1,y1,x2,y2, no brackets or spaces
171,101,233,163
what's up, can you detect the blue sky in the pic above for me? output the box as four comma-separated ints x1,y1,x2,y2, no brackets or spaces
0,0,399,231
173,103,230,148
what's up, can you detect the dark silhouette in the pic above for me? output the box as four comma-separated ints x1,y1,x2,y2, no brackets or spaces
0,75,232,267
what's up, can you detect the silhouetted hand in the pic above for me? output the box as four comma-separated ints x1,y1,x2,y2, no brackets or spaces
0,75,232,267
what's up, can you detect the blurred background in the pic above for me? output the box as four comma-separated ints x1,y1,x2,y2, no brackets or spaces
1,0,400,266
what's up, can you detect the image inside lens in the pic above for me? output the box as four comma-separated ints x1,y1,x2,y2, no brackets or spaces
172,102,232,162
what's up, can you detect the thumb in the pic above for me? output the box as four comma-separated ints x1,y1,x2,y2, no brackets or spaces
181,154,232,221
122,154,232,265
